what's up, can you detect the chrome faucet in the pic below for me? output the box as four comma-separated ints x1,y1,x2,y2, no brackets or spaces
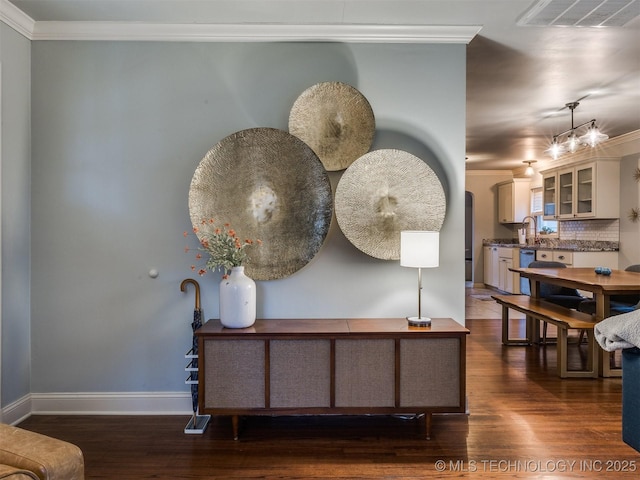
522,216,537,245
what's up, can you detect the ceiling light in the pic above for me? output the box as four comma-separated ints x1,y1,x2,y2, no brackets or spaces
579,121,609,147
565,130,581,153
544,137,566,160
523,161,537,176
544,102,607,159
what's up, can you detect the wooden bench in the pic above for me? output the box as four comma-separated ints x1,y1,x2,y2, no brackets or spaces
491,295,599,378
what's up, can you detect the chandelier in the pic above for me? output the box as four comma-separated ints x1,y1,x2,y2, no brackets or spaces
544,102,608,160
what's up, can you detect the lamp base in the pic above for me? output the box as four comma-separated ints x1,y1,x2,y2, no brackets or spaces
407,316,431,328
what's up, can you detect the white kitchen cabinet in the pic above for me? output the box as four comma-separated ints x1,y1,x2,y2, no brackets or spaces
536,249,573,265
572,251,618,268
541,159,619,220
485,246,523,293
498,257,514,292
536,249,556,263
536,249,618,268
484,246,499,287
498,179,531,223
542,174,557,218
535,249,619,297
497,247,520,293
552,250,573,265
557,167,575,219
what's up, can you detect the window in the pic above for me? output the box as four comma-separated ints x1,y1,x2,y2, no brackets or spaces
531,187,558,236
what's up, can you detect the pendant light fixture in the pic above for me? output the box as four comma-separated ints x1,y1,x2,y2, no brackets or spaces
523,160,537,176
544,102,608,160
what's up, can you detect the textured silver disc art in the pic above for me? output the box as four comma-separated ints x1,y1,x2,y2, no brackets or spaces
335,149,446,260
189,127,333,280
289,82,375,171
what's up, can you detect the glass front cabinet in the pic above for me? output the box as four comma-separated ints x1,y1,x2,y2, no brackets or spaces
541,159,619,221
558,167,575,218
543,173,556,218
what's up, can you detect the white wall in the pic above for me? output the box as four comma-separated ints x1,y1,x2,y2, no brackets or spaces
0,23,31,415
620,153,640,268
465,170,514,284
26,41,466,404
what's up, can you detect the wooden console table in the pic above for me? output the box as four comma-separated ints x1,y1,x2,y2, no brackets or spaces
196,317,468,440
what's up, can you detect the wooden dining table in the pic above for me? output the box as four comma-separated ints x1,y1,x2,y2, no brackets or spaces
511,266,640,376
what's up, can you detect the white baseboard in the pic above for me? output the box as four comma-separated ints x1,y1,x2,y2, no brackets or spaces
2,392,193,420
1,394,32,425
4,392,470,424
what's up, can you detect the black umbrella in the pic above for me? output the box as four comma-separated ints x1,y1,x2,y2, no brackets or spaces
180,278,209,433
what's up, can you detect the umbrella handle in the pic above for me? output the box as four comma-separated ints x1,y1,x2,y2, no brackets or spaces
180,278,201,310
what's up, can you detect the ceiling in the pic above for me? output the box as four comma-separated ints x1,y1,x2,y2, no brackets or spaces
4,0,640,174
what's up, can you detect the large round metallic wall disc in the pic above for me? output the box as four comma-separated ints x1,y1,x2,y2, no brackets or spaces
189,127,333,280
335,149,446,260
289,82,375,171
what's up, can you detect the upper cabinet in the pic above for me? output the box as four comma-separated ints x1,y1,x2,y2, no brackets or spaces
497,179,530,223
541,159,620,220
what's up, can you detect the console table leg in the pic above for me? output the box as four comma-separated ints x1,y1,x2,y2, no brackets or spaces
232,415,239,441
425,413,432,440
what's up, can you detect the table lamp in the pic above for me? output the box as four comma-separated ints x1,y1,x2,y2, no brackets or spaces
400,231,440,327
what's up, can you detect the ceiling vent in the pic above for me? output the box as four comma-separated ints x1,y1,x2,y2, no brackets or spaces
517,0,640,27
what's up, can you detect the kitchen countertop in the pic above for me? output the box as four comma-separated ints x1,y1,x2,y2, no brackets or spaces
482,239,619,252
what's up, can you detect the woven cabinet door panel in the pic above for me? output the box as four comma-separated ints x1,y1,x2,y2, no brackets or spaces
270,339,331,408
399,338,461,407
203,339,265,409
335,339,395,407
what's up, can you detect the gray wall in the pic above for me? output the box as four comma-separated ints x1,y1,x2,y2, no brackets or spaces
25,41,466,397
0,24,32,411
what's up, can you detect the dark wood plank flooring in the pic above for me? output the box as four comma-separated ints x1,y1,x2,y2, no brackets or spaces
18,319,640,479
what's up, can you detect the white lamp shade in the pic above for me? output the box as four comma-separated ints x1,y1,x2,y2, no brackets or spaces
400,231,439,268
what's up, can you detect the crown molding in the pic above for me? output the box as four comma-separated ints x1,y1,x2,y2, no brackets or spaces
0,0,35,38
465,169,516,176
0,4,480,44
32,22,481,43
603,129,640,152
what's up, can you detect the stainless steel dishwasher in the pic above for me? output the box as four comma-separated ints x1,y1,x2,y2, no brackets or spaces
519,248,536,295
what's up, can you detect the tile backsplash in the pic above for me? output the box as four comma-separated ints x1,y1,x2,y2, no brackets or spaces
486,218,620,251
559,219,619,242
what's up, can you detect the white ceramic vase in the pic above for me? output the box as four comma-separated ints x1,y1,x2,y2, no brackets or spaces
219,266,256,328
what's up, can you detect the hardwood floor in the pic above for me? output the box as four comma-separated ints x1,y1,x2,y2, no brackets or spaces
18,319,640,479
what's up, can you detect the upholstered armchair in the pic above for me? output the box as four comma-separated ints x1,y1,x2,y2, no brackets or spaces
0,424,84,480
